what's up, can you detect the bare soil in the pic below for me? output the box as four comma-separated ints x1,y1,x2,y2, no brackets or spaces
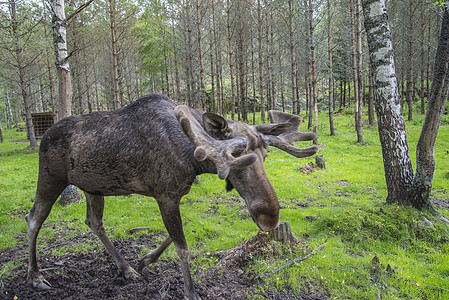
0,227,326,300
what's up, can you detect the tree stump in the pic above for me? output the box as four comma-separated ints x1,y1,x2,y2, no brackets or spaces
315,154,325,169
58,185,81,205
268,221,298,244
208,221,300,269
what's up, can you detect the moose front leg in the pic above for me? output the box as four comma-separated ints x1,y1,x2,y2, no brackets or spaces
156,197,200,300
84,192,140,280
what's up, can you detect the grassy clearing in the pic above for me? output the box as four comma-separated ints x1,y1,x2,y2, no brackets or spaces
1,111,448,299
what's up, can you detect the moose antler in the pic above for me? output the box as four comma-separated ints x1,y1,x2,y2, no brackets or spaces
175,105,257,180
264,110,318,158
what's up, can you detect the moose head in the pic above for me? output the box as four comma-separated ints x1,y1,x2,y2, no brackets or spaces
175,106,318,231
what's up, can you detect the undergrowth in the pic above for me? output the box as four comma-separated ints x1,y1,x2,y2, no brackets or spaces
1,110,448,299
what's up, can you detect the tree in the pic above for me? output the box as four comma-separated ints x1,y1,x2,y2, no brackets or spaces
410,4,449,213
8,0,38,149
50,0,93,205
362,0,448,221
109,0,121,109
405,0,415,121
195,0,206,110
350,0,363,143
226,0,236,120
306,0,318,144
288,0,298,115
327,0,335,136
257,0,265,122
362,0,415,203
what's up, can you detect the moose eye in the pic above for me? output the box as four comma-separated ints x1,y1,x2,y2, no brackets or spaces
231,147,246,157
231,140,247,157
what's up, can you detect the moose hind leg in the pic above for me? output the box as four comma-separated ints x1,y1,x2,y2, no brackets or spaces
84,192,140,280
26,181,67,289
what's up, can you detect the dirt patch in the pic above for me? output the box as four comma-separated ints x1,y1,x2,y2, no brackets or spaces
0,228,326,300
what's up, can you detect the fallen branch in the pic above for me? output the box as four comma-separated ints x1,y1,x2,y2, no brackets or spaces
130,220,192,235
256,243,327,280
129,227,150,234
422,284,449,293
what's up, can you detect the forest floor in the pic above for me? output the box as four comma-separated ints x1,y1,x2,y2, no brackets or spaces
0,226,327,300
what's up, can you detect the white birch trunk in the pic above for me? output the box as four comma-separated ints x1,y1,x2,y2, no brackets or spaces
51,0,71,120
361,0,414,203
51,0,79,205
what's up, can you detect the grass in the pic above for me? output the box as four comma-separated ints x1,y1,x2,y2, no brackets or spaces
1,109,448,299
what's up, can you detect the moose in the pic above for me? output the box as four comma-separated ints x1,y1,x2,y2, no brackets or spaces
26,93,318,299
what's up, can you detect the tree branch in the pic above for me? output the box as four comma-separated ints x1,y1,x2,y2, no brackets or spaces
256,243,327,280
66,0,95,24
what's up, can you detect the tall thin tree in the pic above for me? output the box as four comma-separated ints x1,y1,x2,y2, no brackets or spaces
9,0,38,149
327,0,335,136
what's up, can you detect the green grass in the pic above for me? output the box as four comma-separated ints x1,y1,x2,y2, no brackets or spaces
1,110,448,299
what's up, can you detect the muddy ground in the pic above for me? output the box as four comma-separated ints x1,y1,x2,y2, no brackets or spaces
2,193,447,300
0,227,325,300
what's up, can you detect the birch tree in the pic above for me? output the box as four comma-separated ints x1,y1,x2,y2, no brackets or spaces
50,0,93,204
362,0,448,221
361,0,414,203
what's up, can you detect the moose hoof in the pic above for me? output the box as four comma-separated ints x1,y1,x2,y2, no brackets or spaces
137,260,146,273
30,273,52,290
184,293,202,300
123,267,141,281
137,255,156,272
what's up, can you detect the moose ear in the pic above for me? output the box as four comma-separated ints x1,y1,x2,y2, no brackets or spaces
255,123,291,136
203,112,230,140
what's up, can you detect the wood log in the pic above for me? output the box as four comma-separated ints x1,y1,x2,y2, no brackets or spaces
315,154,325,169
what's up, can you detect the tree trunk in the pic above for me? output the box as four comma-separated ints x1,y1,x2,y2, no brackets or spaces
289,0,298,115
257,0,265,122
4,88,14,128
278,48,286,112
236,0,247,121
368,62,375,125
307,0,318,144
420,1,425,115
185,0,194,107
109,0,120,110
211,0,223,115
196,0,206,110
351,0,363,143
327,0,335,136
172,20,181,103
0,118,3,143
406,0,414,121
51,0,80,205
82,34,93,114
362,0,414,204
251,38,257,124
410,6,449,211
43,17,57,118
356,0,364,141
227,0,236,120
210,26,216,113
10,0,38,149
267,12,275,112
